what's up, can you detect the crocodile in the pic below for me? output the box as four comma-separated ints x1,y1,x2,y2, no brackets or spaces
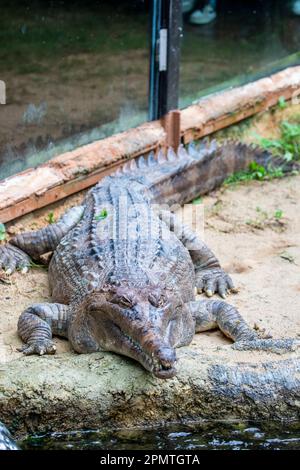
0,139,299,379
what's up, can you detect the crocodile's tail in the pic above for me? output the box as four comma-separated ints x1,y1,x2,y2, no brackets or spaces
115,139,298,206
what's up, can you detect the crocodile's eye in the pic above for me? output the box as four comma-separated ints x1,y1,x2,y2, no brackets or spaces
111,294,133,308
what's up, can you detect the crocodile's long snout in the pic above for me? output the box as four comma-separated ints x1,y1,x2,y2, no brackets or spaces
152,344,177,379
93,297,178,379
139,332,177,378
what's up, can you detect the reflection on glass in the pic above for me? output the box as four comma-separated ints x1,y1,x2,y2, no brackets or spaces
180,0,300,107
0,1,149,180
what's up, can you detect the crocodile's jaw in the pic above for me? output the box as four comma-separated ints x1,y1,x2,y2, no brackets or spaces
107,321,177,379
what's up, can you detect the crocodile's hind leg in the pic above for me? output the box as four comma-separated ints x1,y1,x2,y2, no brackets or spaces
17,303,70,355
188,299,300,354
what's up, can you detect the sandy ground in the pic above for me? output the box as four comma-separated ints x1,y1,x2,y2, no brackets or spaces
0,173,299,364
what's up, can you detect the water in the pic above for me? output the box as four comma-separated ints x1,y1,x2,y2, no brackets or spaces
20,421,300,450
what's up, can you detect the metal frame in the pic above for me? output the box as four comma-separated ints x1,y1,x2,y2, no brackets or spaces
149,0,182,121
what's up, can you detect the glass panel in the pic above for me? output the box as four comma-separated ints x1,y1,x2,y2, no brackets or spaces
0,1,149,180
180,0,300,107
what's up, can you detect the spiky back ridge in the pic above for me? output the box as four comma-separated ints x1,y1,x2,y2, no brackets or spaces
116,139,273,178
113,139,277,206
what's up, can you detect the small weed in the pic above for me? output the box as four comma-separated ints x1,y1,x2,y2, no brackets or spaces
246,207,286,232
0,223,6,241
192,197,203,205
226,119,300,187
46,211,56,224
95,209,108,221
224,161,283,186
259,120,300,162
277,96,287,110
274,209,283,220
29,260,48,270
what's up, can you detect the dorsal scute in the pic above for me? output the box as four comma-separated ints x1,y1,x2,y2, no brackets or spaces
115,138,223,179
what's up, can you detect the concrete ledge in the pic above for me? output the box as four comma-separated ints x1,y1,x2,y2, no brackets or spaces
1,66,300,223
1,348,299,438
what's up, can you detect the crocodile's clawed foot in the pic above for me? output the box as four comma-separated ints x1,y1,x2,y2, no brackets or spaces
0,245,31,275
17,340,56,356
232,338,300,355
196,268,237,299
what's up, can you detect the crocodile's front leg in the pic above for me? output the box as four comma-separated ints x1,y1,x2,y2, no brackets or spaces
18,303,70,355
159,210,235,298
188,299,300,354
0,205,84,274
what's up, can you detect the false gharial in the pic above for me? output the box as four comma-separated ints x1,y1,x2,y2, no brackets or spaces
0,140,299,378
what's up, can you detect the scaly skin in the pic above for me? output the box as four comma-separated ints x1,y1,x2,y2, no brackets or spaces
0,140,299,378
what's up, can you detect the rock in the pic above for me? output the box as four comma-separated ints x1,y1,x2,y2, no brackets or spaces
0,348,299,439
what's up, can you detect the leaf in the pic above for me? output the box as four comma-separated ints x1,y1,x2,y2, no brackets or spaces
278,96,287,110
29,260,48,270
192,197,203,205
283,151,293,162
95,208,108,221
274,209,283,220
46,211,56,224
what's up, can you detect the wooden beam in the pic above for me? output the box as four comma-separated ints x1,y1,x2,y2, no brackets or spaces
1,66,300,223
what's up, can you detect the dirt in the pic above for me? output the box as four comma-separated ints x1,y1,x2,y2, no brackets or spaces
0,172,299,365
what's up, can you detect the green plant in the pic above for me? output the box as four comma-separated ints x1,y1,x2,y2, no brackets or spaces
95,209,108,221
46,211,56,224
0,223,6,241
224,161,283,186
192,197,203,205
259,120,300,162
246,207,286,232
29,260,48,270
274,209,283,220
277,96,287,110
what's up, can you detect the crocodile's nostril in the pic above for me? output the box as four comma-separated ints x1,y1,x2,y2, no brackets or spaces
157,346,176,366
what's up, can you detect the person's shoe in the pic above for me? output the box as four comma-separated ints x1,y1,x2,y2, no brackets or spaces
291,0,300,15
189,5,217,25
182,0,196,14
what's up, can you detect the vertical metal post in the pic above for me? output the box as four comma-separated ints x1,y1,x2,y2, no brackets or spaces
148,0,182,121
